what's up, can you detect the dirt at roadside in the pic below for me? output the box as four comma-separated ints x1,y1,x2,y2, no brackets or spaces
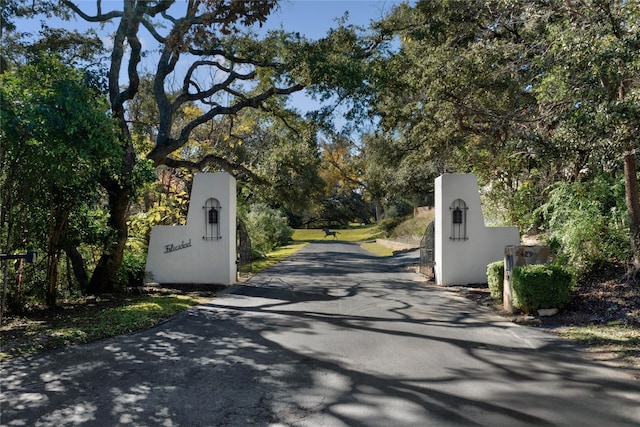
452,263,640,377
458,263,640,328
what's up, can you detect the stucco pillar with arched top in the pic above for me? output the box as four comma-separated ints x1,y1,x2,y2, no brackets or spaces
145,172,237,285
434,173,519,286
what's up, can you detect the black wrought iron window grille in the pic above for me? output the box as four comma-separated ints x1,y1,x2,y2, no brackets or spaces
450,199,468,241
203,198,222,240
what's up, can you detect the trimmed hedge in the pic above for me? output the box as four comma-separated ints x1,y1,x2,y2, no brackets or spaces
486,261,504,302
512,264,574,312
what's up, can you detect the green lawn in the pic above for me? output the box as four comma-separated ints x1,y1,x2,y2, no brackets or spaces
1,294,202,360
360,241,394,256
241,225,392,277
554,323,640,367
292,224,385,243
292,224,393,257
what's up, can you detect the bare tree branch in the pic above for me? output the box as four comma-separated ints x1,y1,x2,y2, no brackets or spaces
163,154,268,185
149,82,304,164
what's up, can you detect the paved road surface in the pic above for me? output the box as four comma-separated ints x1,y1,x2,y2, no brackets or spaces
2,242,639,426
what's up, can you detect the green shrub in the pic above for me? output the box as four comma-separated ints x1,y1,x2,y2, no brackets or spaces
536,175,630,276
244,203,293,255
389,215,433,239
379,216,407,236
115,251,148,288
512,264,574,312
486,261,504,302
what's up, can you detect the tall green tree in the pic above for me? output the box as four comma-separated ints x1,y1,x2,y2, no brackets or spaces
124,73,323,231
34,0,376,292
368,0,640,273
367,1,542,219
0,53,119,306
531,0,640,273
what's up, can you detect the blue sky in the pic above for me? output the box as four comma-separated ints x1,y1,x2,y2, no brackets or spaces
263,1,403,38
18,1,407,125
20,1,404,44
261,1,406,119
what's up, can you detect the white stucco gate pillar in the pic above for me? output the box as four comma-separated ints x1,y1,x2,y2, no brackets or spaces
434,173,519,286
145,172,237,285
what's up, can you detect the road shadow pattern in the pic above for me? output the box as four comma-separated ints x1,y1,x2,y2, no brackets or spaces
2,243,640,426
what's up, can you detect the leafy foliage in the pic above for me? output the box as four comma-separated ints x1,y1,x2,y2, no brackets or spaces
537,176,630,275
512,264,575,313
388,215,432,239
35,0,369,291
0,53,120,306
244,204,293,255
115,252,148,289
487,261,505,302
379,216,407,237
366,0,640,272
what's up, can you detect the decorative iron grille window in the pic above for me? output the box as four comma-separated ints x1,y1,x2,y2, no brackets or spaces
450,199,468,241
203,198,222,240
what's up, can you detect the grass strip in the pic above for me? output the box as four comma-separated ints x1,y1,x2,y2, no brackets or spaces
292,224,384,243
1,295,200,360
240,243,307,274
555,323,640,366
360,241,394,257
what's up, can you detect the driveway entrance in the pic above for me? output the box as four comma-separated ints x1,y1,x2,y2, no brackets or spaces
2,242,639,426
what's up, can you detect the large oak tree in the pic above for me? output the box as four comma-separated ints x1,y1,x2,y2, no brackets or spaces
368,0,640,273
0,53,120,305
21,0,375,292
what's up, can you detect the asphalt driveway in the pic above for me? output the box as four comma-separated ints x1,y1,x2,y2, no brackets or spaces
1,242,639,426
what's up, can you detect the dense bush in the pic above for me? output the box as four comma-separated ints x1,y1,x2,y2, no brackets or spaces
379,216,408,236
115,251,148,288
537,176,630,275
512,264,574,312
389,215,433,239
486,261,504,302
244,203,293,255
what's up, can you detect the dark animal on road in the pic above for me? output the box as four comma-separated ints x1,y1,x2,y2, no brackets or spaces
323,228,338,239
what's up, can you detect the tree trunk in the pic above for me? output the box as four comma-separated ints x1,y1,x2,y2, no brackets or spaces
87,183,130,294
64,245,89,291
623,151,640,275
45,209,69,307
45,249,60,307
237,219,252,268
45,233,60,308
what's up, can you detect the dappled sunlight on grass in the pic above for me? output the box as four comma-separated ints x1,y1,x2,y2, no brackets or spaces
240,243,308,274
555,324,640,367
0,295,201,360
557,323,639,344
95,296,198,330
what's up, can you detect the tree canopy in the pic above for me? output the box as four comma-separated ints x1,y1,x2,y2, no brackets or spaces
3,0,385,293
1,0,639,313
0,53,120,306
365,0,640,273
